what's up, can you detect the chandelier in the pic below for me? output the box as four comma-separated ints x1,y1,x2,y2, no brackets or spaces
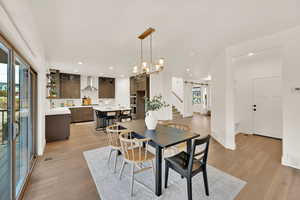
132,27,164,75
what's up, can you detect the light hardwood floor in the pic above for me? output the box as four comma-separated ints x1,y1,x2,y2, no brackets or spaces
23,115,300,200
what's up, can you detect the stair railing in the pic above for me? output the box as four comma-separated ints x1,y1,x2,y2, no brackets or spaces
171,91,183,103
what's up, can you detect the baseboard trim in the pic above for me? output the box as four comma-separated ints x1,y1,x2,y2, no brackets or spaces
211,131,236,150
282,155,300,170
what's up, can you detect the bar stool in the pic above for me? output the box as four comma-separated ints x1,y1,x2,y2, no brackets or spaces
95,110,105,131
119,109,132,122
104,111,118,127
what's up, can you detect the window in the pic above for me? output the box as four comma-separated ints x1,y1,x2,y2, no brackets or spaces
192,87,201,104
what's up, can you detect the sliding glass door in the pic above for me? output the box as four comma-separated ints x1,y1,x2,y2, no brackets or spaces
14,57,30,197
0,36,36,200
0,37,12,200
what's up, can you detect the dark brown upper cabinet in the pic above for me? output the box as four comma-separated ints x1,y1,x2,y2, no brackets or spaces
60,73,81,99
98,77,115,98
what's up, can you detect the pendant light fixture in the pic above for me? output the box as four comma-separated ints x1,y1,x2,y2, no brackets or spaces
132,27,164,75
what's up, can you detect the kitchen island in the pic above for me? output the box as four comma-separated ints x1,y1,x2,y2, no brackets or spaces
45,107,71,142
93,106,132,130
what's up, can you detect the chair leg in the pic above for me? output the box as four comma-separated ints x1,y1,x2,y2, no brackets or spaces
203,167,209,196
119,160,126,180
107,148,113,165
130,164,135,196
113,151,118,173
164,162,169,188
187,177,192,200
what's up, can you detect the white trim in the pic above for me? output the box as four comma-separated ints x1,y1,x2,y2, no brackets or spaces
282,155,300,170
211,131,236,150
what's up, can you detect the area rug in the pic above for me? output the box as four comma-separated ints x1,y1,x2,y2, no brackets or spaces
83,147,246,200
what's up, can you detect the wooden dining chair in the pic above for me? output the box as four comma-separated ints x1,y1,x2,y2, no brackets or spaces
164,135,211,200
164,122,191,156
119,131,155,196
106,125,126,173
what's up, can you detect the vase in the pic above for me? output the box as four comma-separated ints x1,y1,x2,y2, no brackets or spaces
145,111,158,130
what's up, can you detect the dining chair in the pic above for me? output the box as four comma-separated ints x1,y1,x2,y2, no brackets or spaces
164,122,191,156
106,125,126,173
164,135,211,200
119,131,156,196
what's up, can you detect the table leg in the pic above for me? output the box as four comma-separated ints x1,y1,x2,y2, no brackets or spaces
186,139,192,154
155,146,162,196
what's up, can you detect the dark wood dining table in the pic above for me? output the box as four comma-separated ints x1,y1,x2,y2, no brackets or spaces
118,119,199,196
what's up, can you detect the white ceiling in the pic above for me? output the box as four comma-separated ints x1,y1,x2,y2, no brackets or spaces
28,0,300,79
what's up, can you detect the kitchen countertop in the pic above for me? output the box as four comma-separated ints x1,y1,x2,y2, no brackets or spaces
93,106,131,112
46,107,71,115
46,105,131,115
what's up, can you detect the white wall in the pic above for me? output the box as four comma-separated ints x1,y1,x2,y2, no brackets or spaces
0,0,47,155
234,49,282,134
150,71,172,120
282,33,300,169
115,77,130,107
209,51,236,150
183,83,193,117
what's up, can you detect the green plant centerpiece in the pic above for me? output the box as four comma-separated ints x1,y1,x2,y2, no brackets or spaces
145,95,169,130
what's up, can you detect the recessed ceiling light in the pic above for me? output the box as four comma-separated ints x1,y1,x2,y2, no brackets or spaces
78,61,83,65
109,66,114,70
186,68,190,72
248,52,254,57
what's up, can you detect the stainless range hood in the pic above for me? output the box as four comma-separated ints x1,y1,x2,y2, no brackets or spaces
82,76,98,91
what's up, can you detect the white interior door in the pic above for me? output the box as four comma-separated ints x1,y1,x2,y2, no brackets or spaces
253,77,282,139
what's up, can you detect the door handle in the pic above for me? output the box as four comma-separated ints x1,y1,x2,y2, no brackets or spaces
253,109,256,111
253,105,256,107
13,122,19,140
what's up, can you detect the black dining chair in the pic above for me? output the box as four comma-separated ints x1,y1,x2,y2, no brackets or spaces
164,135,211,200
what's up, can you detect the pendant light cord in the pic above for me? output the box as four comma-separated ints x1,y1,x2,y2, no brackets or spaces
140,39,143,67
150,34,152,69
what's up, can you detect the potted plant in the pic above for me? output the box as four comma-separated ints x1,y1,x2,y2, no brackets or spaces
145,95,169,130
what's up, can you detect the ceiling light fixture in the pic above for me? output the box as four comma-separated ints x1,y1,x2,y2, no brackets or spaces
132,27,165,76
186,68,190,72
109,66,114,70
248,52,254,57
78,62,83,65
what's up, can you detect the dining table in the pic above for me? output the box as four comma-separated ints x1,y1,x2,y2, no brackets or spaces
118,119,200,196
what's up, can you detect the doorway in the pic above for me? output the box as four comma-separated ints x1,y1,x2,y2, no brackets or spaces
253,77,282,139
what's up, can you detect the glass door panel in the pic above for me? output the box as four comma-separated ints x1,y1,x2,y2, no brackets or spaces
14,57,29,197
0,42,12,200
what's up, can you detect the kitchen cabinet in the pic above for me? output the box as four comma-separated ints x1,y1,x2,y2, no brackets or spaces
129,75,149,119
136,77,147,91
130,77,136,95
69,107,94,123
60,73,81,99
98,77,115,98
46,114,71,142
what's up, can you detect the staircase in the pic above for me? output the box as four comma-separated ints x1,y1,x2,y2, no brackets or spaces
172,105,183,120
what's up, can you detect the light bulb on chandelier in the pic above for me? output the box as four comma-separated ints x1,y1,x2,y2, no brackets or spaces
132,28,165,75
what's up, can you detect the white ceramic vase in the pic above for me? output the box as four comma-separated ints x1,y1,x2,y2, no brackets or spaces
145,111,158,130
